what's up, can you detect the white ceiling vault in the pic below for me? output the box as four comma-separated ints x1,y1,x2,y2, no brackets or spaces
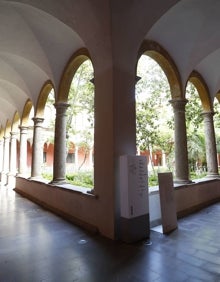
1,0,220,130
147,0,220,100
0,0,84,128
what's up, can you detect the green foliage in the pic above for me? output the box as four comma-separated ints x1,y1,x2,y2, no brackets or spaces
185,82,206,169
42,171,94,188
67,60,94,139
136,55,174,171
66,171,94,188
148,174,159,187
214,99,220,151
42,172,53,181
185,82,203,130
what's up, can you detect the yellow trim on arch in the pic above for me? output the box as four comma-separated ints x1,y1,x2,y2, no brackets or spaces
21,99,33,126
138,40,183,99
188,71,212,112
35,80,54,118
57,48,91,103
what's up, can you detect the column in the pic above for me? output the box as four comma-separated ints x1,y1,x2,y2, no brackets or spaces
2,136,10,185
8,132,18,187
0,139,4,180
18,126,28,176
202,111,219,178
75,145,79,171
162,150,166,167
51,102,69,184
30,117,44,179
170,99,191,183
89,148,93,169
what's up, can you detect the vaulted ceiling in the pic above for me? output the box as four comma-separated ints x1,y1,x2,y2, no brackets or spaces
1,0,220,130
0,0,84,128
147,0,220,99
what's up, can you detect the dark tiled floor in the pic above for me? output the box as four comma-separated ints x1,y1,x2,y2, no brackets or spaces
1,187,220,282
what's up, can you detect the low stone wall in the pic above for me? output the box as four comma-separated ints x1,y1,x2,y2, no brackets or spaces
15,176,220,234
175,179,220,217
149,178,220,227
15,177,99,234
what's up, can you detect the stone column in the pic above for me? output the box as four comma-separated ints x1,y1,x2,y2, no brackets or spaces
89,148,93,168
8,132,18,187
75,145,79,170
162,150,166,167
51,102,69,184
18,126,28,176
2,136,10,185
0,139,4,179
170,99,191,183
30,117,44,179
202,111,219,178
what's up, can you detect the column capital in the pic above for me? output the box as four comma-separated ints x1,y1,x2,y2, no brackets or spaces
54,102,70,110
201,110,215,118
32,117,44,125
10,131,18,138
19,125,29,131
169,99,188,112
3,135,10,141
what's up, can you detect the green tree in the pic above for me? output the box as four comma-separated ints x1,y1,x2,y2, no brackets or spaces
185,82,206,174
136,55,174,172
67,60,94,170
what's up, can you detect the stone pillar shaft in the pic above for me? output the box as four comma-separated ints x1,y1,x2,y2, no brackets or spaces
52,102,69,184
0,139,4,173
9,132,17,175
170,99,190,183
202,111,219,177
3,136,10,173
75,145,79,170
31,117,44,178
2,136,10,185
18,126,28,176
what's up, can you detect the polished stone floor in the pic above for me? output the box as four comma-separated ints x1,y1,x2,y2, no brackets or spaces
1,187,220,282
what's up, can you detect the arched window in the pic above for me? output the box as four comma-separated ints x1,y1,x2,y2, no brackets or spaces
66,59,94,189
136,54,173,187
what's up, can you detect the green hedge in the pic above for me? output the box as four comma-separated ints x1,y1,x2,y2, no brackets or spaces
42,171,94,188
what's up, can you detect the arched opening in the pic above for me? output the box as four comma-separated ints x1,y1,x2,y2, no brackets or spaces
66,59,94,189
213,95,220,168
41,89,55,178
29,81,55,180
136,54,174,187
185,81,206,178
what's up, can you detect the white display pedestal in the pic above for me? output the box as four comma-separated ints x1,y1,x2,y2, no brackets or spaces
119,155,150,243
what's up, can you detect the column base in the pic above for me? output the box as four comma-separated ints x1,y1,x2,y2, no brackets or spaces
28,176,47,182
49,179,67,186
174,178,193,185
16,173,29,178
205,173,220,179
7,173,16,188
1,172,8,186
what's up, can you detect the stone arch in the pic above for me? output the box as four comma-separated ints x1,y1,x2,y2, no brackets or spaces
215,91,220,104
21,99,33,126
188,71,212,112
4,119,11,137
57,48,91,103
138,40,183,99
11,111,20,133
0,126,4,140
35,80,54,118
